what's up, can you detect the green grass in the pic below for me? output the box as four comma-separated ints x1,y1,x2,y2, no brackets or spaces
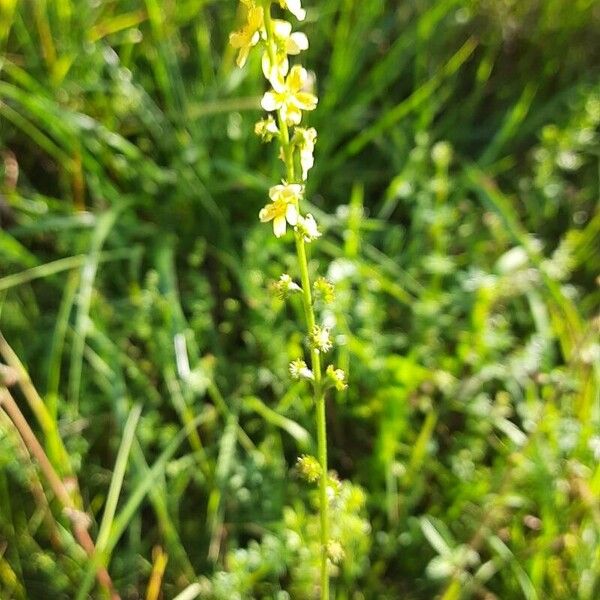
1,0,599,598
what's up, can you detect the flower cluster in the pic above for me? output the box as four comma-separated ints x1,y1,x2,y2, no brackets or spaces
229,0,319,237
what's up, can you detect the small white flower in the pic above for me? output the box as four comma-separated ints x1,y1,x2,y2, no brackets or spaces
326,540,345,564
310,325,332,353
279,0,306,21
274,273,301,298
297,455,321,481
296,213,320,242
289,358,314,380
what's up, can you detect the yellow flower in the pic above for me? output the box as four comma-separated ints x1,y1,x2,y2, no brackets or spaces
262,19,309,81
259,183,303,237
261,65,317,126
229,2,264,68
279,0,306,21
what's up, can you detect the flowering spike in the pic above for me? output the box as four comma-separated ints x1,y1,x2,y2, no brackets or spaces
229,3,340,595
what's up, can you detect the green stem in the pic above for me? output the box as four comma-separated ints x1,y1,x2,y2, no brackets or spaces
295,233,328,599
263,6,330,597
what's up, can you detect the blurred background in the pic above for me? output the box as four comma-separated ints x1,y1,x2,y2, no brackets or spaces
0,0,599,598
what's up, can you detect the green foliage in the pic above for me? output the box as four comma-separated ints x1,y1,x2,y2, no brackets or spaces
0,0,599,599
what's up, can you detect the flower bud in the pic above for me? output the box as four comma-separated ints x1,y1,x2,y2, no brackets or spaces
296,213,321,242
314,277,335,304
310,325,332,353
254,115,279,142
297,454,321,482
431,141,453,169
326,365,347,391
272,273,301,299
289,358,314,381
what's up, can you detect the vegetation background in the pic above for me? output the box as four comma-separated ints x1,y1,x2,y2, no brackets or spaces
0,0,599,598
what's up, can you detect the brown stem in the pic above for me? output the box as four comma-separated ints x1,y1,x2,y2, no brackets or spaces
0,385,120,599
0,332,74,482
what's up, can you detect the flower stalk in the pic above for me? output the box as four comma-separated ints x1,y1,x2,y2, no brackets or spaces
230,1,345,597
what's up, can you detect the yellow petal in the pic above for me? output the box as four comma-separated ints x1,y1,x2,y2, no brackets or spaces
294,92,318,111
259,205,273,222
273,215,287,237
229,30,247,49
236,46,251,68
273,19,293,38
280,0,306,21
248,6,264,29
284,103,303,125
287,65,307,91
286,203,298,226
261,91,280,112
287,32,309,54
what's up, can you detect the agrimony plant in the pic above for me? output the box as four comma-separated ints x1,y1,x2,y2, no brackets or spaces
230,1,348,597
